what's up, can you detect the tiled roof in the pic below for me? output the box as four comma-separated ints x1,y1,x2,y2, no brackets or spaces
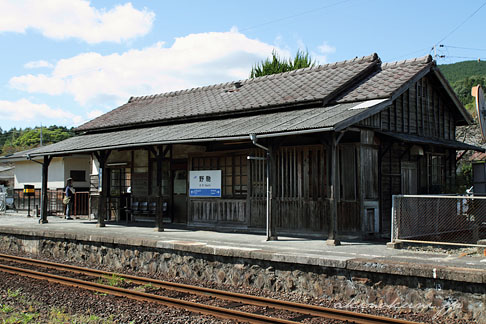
30,101,376,156
335,55,433,103
76,54,380,132
470,151,486,161
22,52,481,157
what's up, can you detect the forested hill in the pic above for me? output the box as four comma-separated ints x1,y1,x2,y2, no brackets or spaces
0,126,74,156
439,60,486,113
439,60,486,83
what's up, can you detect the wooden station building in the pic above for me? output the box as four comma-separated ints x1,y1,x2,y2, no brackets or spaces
27,53,483,242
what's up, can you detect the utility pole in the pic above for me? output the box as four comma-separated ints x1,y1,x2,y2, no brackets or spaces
432,44,445,61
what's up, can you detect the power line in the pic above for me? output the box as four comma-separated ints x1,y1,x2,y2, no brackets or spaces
435,1,486,45
443,45,486,52
444,55,486,61
240,0,356,32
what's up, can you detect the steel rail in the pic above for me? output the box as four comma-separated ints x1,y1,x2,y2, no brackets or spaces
0,253,422,324
0,263,297,324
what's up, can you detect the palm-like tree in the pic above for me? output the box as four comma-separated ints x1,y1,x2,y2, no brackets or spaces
250,50,316,78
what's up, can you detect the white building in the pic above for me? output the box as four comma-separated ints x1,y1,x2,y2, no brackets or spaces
0,149,92,213
13,156,91,190
2,149,91,190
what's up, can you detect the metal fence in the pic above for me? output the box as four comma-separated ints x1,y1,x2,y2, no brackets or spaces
12,189,90,216
13,189,41,212
0,193,5,213
74,192,90,216
391,195,486,247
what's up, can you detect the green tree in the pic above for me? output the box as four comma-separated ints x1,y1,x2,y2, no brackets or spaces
0,126,74,156
440,60,486,84
250,50,316,78
451,75,486,117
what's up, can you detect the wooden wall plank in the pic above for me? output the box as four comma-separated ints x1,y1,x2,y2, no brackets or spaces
303,148,310,199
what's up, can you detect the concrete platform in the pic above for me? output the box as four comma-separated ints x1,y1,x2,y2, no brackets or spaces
1,211,485,284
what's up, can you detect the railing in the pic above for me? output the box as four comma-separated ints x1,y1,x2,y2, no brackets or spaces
13,189,41,211
48,190,64,215
74,191,89,216
12,189,90,216
391,194,486,247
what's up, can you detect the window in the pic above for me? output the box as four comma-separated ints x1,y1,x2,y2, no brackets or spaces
70,170,86,182
192,152,248,198
109,168,131,196
340,145,357,201
173,170,187,195
150,159,170,196
429,154,444,192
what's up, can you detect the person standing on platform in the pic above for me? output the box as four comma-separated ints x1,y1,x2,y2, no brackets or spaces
64,178,75,220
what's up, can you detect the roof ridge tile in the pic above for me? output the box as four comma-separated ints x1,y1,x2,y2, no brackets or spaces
128,53,381,103
382,54,432,69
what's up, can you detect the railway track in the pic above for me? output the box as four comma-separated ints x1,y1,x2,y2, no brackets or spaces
0,253,422,324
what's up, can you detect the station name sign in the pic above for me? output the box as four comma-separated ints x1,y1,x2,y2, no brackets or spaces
23,184,35,196
189,170,221,197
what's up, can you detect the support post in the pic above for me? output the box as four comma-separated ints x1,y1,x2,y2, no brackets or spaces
94,151,111,228
155,145,165,232
40,155,52,224
327,133,341,246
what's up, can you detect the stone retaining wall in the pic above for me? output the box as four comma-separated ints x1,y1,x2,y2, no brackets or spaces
1,234,485,323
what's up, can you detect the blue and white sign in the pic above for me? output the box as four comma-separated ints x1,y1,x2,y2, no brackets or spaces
189,170,222,197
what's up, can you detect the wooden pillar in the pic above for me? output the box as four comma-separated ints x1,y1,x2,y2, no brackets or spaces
94,151,110,227
268,143,278,240
155,145,165,232
168,145,173,223
327,133,341,246
40,155,52,224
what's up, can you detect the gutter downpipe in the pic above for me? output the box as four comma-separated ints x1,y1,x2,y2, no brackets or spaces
248,134,275,241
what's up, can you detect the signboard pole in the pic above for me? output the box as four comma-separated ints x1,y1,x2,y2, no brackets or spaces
27,195,31,217
23,185,35,218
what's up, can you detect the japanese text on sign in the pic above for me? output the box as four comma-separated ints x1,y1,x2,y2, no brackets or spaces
189,170,221,197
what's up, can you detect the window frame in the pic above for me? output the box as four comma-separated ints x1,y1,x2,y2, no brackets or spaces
339,144,358,202
69,170,86,182
190,150,248,199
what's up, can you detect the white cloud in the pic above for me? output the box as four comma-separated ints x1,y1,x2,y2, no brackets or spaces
10,30,288,107
0,0,154,43
24,60,53,69
0,98,82,126
318,42,336,54
312,41,336,64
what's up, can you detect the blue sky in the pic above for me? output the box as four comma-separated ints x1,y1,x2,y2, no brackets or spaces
1,0,485,130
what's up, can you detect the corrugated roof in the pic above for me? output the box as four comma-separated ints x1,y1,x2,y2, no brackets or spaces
29,101,374,156
76,54,380,132
379,132,485,152
0,148,42,162
0,166,14,172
